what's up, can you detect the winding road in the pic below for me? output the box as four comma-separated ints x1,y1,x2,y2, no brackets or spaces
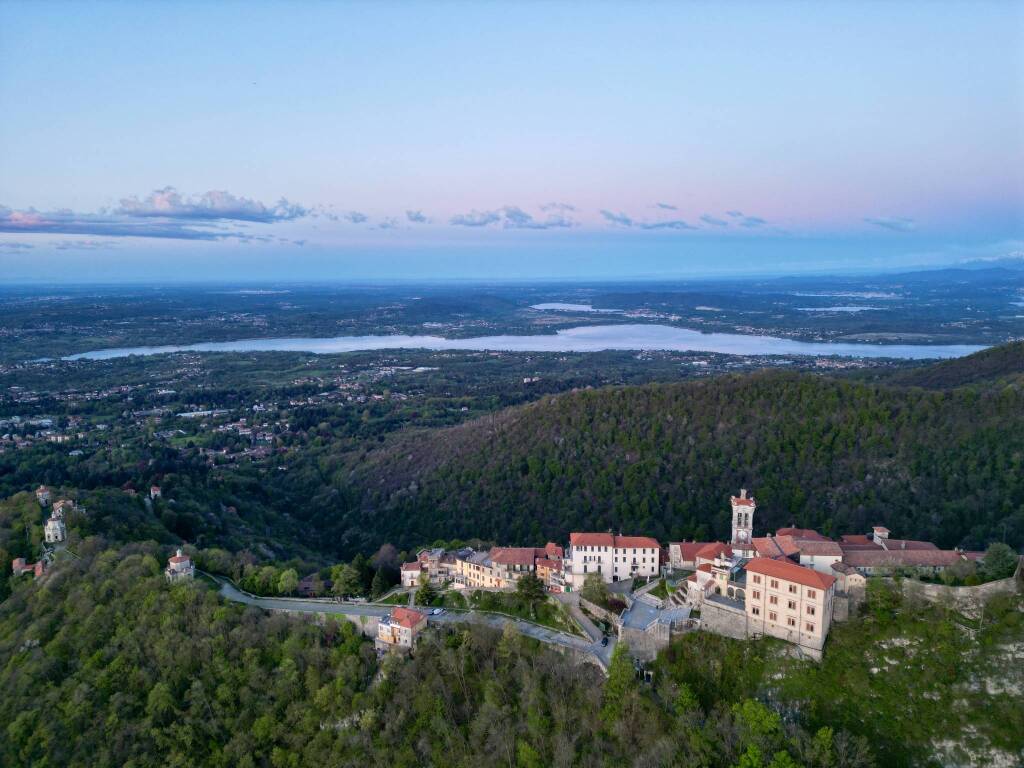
214,578,614,668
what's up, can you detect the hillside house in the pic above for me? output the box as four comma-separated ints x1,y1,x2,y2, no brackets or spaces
376,606,427,653
11,558,44,577
401,561,423,588
35,485,51,506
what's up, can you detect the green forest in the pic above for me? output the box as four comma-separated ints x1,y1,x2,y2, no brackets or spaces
2,540,1021,767
339,365,1024,553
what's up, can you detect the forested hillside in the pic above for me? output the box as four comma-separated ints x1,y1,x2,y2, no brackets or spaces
4,540,1020,767
887,341,1024,389
335,370,1024,552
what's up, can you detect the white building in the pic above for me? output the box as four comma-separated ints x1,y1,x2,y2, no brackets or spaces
165,549,195,583
35,485,51,506
730,489,756,558
564,532,660,588
44,516,66,544
401,560,422,588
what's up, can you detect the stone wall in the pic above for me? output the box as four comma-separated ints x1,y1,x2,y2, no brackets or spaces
620,621,670,662
699,598,748,641
895,569,1021,619
579,596,624,627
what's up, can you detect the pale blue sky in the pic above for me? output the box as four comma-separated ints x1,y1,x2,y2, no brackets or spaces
1,1,1022,281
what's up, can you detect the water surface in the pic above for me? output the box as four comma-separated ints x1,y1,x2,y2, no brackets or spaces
65,324,986,361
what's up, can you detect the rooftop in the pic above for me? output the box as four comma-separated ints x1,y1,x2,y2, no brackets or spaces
745,557,837,590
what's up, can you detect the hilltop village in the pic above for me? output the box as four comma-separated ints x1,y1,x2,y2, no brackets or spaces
10,482,1009,665
393,489,992,660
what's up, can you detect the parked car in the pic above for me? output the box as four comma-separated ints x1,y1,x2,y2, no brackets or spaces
432,607,445,615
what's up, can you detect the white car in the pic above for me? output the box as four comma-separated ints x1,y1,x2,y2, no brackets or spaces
431,607,445,615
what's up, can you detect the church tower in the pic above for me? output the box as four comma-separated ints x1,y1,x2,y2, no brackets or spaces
730,489,756,557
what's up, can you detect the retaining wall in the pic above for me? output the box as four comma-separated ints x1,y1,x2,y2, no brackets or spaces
895,569,1020,619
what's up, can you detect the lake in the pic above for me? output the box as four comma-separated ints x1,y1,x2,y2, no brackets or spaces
64,324,986,361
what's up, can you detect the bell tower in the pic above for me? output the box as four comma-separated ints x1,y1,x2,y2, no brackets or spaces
730,489,756,557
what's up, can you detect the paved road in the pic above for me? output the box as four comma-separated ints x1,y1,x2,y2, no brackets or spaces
215,578,611,669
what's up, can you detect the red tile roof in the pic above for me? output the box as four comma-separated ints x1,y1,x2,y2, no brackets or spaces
169,554,190,564
614,535,660,549
695,542,732,561
795,540,843,557
489,547,542,566
753,536,801,559
775,527,829,541
401,561,422,572
731,496,755,507
744,557,836,590
570,533,659,549
570,532,614,547
544,542,564,559
671,541,716,563
390,606,427,629
840,534,873,545
841,549,963,568
696,563,713,573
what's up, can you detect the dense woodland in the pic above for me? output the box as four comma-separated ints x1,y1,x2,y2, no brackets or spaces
2,540,1021,767
338,364,1024,554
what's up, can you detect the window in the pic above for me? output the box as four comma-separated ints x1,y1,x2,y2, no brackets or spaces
751,606,760,616
787,600,796,610
752,590,760,600
787,617,796,627
770,579,779,589
807,606,816,616
806,622,815,633
769,595,778,605
769,611,777,622
808,589,816,599
788,584,797,594
753,574,761,584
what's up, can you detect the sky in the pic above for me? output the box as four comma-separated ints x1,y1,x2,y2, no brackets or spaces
1,0,1022,283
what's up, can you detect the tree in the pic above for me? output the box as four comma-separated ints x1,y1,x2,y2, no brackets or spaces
601,643,636,725
331,564,362,598
277,568,298,595
580,572,610,608
415,571,438,606
370,567,387,599
980,542,1019,581
515,573,546,610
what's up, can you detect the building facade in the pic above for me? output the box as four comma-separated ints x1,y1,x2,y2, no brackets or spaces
744,557,835,656
564,533,660,588
44,516,66,544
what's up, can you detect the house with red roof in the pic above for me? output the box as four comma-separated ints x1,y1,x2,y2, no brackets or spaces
376,606,427,652
401,560,423,588
668,541,717,570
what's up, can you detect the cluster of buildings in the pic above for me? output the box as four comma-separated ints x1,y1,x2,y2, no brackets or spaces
394,489,989,661
402,542,567,591
664,490,986,659
36,485,80,544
